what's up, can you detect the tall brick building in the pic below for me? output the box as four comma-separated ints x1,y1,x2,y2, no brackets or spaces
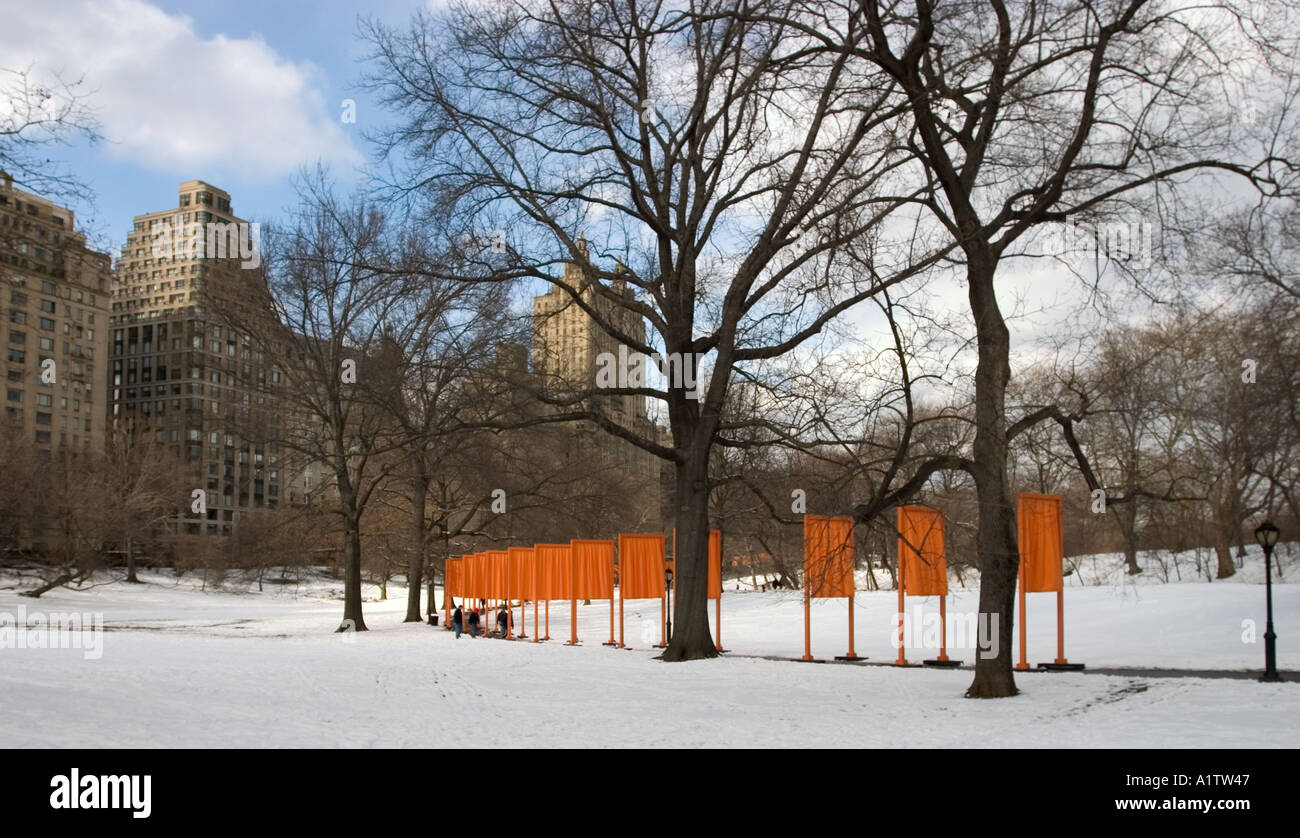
1,171,112,457
532,245,666,523
109,181,317,536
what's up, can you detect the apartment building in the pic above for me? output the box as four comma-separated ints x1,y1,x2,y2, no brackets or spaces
109,180,318,536
0,171,112,457
532,244,666,522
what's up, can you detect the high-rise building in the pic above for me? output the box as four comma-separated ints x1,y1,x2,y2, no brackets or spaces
109,181,315,536
532,245,665,520
0,171,112,456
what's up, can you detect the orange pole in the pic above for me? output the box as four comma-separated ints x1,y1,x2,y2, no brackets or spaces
544,600,550,640
846,592,857,659
802,574,812,661
567,547,578,646
1055,588,1066,664
714,596,722,652
938,595,949,662
533,553,540,642
1016,563,1029,670
609,590,615,646
896,580,906,666
618,583,625,648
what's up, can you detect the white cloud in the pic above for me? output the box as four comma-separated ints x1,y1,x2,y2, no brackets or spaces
0,0,362,177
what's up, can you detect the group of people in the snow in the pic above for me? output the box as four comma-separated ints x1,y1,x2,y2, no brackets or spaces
450,601,512,639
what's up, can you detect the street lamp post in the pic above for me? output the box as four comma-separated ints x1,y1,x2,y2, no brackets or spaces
1255,521,1282,683
664,567,674,645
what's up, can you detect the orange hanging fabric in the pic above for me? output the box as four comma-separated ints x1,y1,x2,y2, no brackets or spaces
802,515,856,661
898,505,947,596
446,557,462,601
707,530,722,599
488,550,508,600
571,539,614,600
1018,493,1063,593
537,543,570,601
618,534,665,599
803,515,854,598
509,547,534,601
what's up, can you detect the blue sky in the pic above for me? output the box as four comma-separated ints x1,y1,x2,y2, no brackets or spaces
1,0,433,253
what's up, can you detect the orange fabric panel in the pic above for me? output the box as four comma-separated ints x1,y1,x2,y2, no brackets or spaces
571,539,614,600
1019,493,1064,593
446,558,462,600
803,515,855,598
536,543,571,601
462,554,474,599
509,547,534,600
618,533,664,600
487,550,508,599
708,530,722,599
897,505,947,597
472,553,489,600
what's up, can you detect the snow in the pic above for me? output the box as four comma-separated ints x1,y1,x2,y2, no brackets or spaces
1,548,1297,748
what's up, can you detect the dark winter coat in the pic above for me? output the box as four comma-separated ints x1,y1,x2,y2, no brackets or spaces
452,607,463,628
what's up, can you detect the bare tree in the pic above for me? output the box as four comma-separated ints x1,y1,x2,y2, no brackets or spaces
363,0,944,660
832,0,1297,697
242,171,414,632
0,64,101,207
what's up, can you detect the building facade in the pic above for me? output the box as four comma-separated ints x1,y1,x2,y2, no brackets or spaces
109,181,315,536
1,171,112,457
532,247,666,524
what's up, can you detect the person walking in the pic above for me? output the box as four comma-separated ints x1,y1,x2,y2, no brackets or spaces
467,606,480,638
496,604,509,638
452,603,464,639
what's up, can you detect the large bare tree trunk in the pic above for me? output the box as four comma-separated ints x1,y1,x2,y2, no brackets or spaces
1212,517,1236,580
663,441,717,662
404,477,427,622
966,260,1019,699
340,505,368,632
1116,501,1141,575
125,535,141,584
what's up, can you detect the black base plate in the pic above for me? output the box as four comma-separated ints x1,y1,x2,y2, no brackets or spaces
1038,662,1086,671
923,659,963,668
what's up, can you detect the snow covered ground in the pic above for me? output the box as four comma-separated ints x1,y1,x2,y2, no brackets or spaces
1,548,1296,748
